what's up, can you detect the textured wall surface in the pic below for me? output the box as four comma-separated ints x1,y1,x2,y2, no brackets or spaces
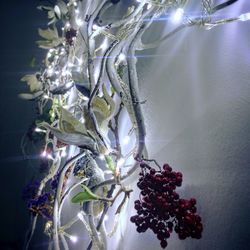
123,1,250,250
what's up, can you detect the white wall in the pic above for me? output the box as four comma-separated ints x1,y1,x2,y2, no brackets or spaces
121,1,250,250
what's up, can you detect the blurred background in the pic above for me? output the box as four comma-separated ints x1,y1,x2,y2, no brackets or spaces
0,0,250,249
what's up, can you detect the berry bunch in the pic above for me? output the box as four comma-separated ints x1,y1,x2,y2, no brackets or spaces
130,162,203,249
65,28,77,45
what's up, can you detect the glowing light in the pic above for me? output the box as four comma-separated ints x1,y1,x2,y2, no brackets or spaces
239,13,250,22
68,62,74,68
47,52,52,58
78,58,83,65
117,158,125,168
62,70,71,76
35,127,46,133
104,215,109,221
61,147,67,157
118,53,126,61
77,212,84,221
81,95,89,101
171,8,184,24
76,18,83,26
47,153,54,160
92,24,98,30
123,135,130,145
99,154,105,160
147,3,152,9
43,94,49,99
65,81,73,88
75,9,79,14
54,79,60,86
69,235,78,243
41,150,47,157
47,67,54,75
65,22,70,28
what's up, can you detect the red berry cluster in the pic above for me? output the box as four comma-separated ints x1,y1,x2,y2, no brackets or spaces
65,28,77,45
130,162,203,249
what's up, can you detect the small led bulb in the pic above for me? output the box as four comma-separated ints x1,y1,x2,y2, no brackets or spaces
35,127,43,132
77,212,84,220
41,150,47,157
99,154,105,160
239,13,250,22
65,82,73,88
47,67,54,75
147,3,152,10
118,53,126,61
171,8,184,24
61,147,67,157
92,24,98,30
123,135,130,145
70,235,78,243
76,18,83,26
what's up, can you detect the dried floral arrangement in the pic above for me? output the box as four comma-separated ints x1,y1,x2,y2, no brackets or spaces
20,0,249,249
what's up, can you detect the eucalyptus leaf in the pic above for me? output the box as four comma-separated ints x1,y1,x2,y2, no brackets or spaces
71,185,99,204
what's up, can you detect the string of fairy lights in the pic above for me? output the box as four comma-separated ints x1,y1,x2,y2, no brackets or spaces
21,0,250,249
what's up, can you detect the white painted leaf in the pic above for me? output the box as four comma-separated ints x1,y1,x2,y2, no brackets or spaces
38,27,58,40
57,0,68,15
59,107,87,135
20,74,42,92
18,91,43,100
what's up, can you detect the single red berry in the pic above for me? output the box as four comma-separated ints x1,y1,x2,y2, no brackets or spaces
160,239,168,248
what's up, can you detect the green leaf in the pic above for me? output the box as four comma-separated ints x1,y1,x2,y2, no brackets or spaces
105,155,116,173
71,185,99,204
